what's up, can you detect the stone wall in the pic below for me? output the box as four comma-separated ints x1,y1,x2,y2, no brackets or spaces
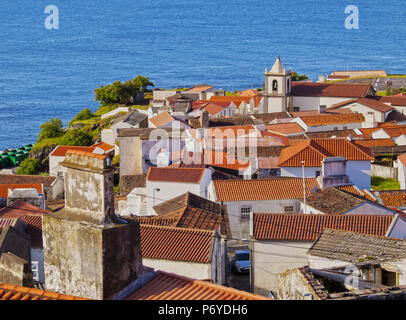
120,174,146,195
43,215,142,300
371,164,398,180
0,252,34,287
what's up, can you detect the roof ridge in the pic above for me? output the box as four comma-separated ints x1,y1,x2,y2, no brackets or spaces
140,223,214,235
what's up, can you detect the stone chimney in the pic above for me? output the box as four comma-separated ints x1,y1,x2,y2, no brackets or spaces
43,150,142,300
317,157,350,189
318,105,327,113
200,109,209,128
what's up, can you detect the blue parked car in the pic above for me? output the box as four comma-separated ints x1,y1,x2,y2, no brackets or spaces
232,250,250,274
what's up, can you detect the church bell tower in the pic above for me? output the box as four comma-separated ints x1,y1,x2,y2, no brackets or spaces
264,56,292,113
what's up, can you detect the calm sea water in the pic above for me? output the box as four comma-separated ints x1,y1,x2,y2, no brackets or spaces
0,0,405,150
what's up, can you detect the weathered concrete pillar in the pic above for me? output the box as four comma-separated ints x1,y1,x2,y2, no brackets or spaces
43,150,142,300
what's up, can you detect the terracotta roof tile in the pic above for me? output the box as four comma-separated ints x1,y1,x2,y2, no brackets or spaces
253,213,394,240
353,139,396,148
147,192,231,238
0,200,49,219
0,175,56,187
238,89,263,97
0,283,89,300
186,85,213,93
209,96,263,108
140,225,214,263
126,271,269,300
278,138,374,167
291,82,372,98
329,97,393,113
148,111,175,127
92,142,115,152
0,184,43,198
50,145,96,157
213,178,320,202
298,113,365,126
146,167,206,183
265,123,305,136
378,190,406,208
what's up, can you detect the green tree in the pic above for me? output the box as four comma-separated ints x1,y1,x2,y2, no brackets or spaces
17,158,41,175
291,71,309,81
69,108,94,127
60,129,92,146
134,75,154,91
37,117,65,142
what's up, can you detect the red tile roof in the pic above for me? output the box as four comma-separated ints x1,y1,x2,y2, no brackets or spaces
252,213,394,241
298,113,365,126
146,167,206,183
0,200,49,219
186,85,213,93
213,178,320,202
375,96,406,107
50,145,96,157
353,138,396,148
0,283,89,300
278,138,374,167
266,122,305,136
126,271,269,300
398,153,406,166
209,96,263,108
148,111,175,127
238,89,263,97
329,97,393,113
92,142,115,152
202,103,226,115
140,225,214,263
0,175,56,187
0,184,43,198
291,82,372,98
378,190,406,208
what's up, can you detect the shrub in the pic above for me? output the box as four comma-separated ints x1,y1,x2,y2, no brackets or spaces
69,108,94,126
37,117,65,142
59,129,93,146
17,158,41,175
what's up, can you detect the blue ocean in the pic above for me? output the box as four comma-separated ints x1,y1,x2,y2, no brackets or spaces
0,0,405,150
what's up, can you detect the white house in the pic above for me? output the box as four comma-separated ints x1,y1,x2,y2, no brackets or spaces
294,113,364,133
250,213,405,297
145,167,213,215
278,138,374,190
207,177,321,241
48,143,114,177
328,97,394,123
397,153,406,189
140,225,226,285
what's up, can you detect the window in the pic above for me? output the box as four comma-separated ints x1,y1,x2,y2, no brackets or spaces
333,127,338,130
240,206,251,220
284,205,294,213
315,170,321,178
31,261,39,282
293,107,300,112
272,80,278,92
343,126,348,130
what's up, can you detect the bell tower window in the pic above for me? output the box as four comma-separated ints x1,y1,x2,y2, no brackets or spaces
272,80,278,92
